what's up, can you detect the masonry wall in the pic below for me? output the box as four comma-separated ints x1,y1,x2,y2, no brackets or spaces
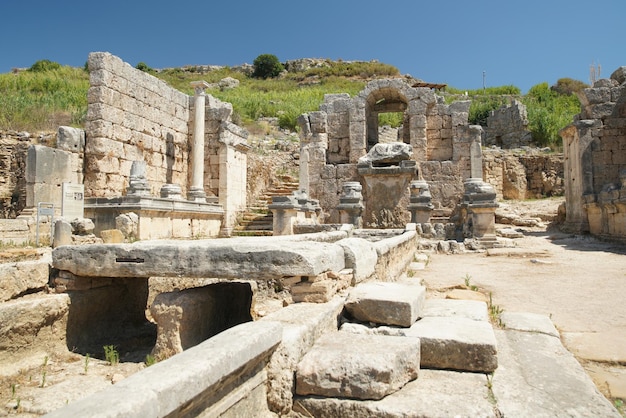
299,79,481,227
484,99,532,148
483,149,564,200
85,52,191,198
0,134,30,217
561,66,626,238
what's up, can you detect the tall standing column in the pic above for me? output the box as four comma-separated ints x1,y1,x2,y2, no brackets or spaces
188,81,210,202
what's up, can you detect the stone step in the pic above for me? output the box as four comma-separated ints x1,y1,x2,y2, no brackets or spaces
344,281,426,327
294,369,494,418
404,316,498,373
232,230,273,237
295,331,420,401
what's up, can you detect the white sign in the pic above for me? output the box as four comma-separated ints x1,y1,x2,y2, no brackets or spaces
62,183,84,219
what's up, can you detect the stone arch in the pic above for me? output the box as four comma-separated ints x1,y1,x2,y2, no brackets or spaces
354,79,436,158
364,86,409,150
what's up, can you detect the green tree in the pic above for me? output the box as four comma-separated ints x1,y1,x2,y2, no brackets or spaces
523,82,580,147
252,54,284,79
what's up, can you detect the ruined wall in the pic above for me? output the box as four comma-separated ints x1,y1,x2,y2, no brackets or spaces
0,133,30,217
299,79,482,227
85,52,191,197
561,66,626,238
483,149,564,200
484,99,532,148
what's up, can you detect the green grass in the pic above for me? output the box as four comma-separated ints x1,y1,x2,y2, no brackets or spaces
0,58,583,148
0,65,89,131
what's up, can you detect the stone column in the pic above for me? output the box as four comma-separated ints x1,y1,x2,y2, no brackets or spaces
337,182,364,228
407,180,433,224
188,81,210,202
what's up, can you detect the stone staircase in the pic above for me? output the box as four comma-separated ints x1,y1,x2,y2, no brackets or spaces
233,175,300,236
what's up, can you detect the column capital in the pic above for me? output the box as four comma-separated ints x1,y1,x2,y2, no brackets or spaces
190,80,210,96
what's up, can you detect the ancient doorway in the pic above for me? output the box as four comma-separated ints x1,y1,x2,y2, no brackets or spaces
366,88,409,151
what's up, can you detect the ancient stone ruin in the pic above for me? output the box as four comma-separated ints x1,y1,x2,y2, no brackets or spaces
298,79,484,228
483,99,533,148
561,66,626,240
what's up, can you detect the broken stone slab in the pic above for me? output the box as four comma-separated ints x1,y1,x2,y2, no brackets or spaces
52,236,346,279
0,250,51,302
294,369,495,417
260,297,345,415
420,298,489,322
405,316,498,372
496,227,524,238
295,331,420,400
499,311,559,337
493,328,620,418
0,293,69,352
344,281,426,327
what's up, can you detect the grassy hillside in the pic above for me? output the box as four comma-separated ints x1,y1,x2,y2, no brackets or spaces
0,58,583,148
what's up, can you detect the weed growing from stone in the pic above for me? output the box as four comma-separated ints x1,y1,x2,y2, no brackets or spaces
40,355,48,388
145,354,156,367
103,345,119,366
84,353,90,374
463,273,479,291
488,292,505,328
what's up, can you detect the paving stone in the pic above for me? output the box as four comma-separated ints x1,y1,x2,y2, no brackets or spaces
405,316,498,372
445,288,489,303
295,331,420,400
294,369,495,418
420,298,489,322
344,281,426,327
493,328,620,418
562,329,626,363
499,311,559,337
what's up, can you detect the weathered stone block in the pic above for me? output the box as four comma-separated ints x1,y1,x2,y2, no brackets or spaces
296,331,420,400
345,281,426,327
420,299,489,322
405,316,498,372
0,252,51,302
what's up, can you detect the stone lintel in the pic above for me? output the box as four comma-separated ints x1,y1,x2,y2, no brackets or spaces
85,196,222,215
52,237,346,279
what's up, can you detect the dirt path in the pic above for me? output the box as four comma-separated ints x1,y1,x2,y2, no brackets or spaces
419,205,626,406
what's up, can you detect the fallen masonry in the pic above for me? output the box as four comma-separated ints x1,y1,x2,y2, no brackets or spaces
41,232,620,417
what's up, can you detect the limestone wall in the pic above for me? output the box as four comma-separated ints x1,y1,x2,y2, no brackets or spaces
484,100,532,148
85,52,191,198
299,79,482,227
483,149,564,200
0,134,29,217
561,66,626,238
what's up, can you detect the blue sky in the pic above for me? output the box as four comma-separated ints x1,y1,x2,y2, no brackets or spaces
0,0,622,93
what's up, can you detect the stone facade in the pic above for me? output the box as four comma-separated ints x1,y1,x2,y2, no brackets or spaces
560,66,626,239
484,100,532,148
298,79,482,228
85,52,191,197
84,52,249,237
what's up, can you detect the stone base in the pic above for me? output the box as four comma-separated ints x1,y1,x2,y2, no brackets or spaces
85,196,223,240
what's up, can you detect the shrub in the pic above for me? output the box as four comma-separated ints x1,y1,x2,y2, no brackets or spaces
523,82,580,147
252,54,284,79
135,62,154,73
28,59,61,72
550,78,588,96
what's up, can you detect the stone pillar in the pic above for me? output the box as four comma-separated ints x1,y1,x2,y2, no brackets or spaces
189,81,210,202
337,182,364,228
268,195,299,236
459,178,499,247
407,180,433,224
